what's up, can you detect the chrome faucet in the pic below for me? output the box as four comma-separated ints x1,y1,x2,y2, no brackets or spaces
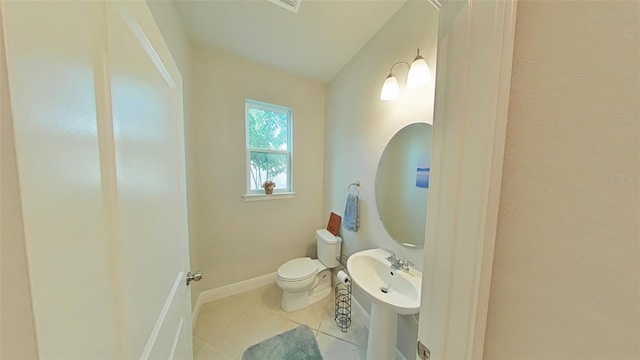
384,248,395,258
397,259,415,272
384,248,399,265
383,249,414,272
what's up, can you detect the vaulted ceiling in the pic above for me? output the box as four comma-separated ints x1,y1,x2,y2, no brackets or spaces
174,0,406,82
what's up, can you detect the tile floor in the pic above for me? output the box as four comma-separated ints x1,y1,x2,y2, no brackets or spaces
193,283,370,359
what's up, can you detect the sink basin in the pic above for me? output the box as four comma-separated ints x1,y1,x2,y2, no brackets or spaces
347,248,422,360
347,248,422,314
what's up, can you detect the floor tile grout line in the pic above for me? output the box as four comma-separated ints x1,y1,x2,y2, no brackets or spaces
287,317,321,330
193,336,219,355
316,295,331,332
193,334,219,349
316,328,365,348
193,335,207,343
194,284,369,358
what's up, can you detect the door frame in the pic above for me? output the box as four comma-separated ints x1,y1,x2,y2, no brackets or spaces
0,5,40,358
0,1,193,358
419,0,518,358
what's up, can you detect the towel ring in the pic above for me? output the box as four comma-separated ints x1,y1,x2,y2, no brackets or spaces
348,181,360,195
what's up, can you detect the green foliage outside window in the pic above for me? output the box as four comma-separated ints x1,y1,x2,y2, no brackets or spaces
247,107,289,189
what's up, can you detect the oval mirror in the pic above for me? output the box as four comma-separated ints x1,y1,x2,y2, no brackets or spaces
375,123,433,248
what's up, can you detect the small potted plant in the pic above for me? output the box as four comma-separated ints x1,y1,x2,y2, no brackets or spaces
263,180,276,195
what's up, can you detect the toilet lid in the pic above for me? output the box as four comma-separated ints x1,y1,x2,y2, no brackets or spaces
277,257,318,282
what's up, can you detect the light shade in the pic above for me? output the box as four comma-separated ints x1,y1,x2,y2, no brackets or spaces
380,74,400,101
407,55,431,89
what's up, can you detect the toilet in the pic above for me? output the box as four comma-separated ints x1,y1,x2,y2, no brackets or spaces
276,229,342,312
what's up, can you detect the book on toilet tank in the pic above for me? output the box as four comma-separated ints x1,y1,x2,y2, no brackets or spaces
327,212,341,236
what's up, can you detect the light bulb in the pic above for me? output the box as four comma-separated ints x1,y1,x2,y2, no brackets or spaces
407,53,431,89
380,74,400,101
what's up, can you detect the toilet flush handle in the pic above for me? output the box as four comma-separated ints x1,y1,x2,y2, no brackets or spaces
186,271,203,286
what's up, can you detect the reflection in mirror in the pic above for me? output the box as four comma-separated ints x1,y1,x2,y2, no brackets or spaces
375,123,433,248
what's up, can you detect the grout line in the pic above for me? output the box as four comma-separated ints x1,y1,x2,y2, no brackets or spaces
193,335,207,343
316,330,365,350
317,302,367,347
287,318,311,329
315,295,368,348
317,327,365,348
195,334,218,348
194,282,370,358
316,295,331,331
193,336,218,355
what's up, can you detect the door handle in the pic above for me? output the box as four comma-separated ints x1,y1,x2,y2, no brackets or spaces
186,271,203,286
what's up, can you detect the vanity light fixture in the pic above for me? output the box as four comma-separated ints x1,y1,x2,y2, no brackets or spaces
380,48,431,101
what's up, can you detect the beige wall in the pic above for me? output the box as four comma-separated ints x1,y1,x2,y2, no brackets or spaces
324,2,439,358
484,1,640,358
191,45,326,291
0,11,39,358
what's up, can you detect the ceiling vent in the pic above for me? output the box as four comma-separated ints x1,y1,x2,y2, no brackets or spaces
267,0,301,13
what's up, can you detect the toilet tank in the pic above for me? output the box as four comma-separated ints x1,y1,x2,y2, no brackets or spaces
316,229,342,268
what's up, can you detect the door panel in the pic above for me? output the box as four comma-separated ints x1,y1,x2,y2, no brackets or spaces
2,1,192,358
106,2,192,358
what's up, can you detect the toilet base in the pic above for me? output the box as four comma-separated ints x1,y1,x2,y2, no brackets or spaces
281,269,331,312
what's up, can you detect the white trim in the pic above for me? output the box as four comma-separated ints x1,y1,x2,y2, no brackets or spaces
191,272,277,327
141,272,183,359
167,318,183,360
191,295,203,330
120,7,175,88
470,1,517,356
426,0,442,10
418,0,517,359
242,192,295,201
247,147,289,155
244,98,293,194
266,0,301,13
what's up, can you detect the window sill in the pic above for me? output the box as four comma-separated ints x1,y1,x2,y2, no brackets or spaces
242,192,295,201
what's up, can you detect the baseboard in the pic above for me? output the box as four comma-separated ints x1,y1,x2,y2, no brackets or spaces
351,297,408,360
191,292,203,328
191,272,277,328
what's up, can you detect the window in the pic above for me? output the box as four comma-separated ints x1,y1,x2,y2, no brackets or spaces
245,99,293,195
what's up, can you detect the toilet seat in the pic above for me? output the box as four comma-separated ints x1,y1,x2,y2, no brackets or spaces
277,257,318,282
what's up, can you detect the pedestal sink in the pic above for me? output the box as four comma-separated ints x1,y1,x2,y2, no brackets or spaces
346,248,422,360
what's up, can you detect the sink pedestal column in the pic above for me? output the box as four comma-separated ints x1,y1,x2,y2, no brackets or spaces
366,302,398,360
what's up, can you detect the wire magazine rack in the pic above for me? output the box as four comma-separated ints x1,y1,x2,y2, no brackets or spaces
335,255,352,333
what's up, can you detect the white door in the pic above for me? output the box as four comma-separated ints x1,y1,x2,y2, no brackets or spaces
418,0,517,359
105,2,193,358
1,1,193,358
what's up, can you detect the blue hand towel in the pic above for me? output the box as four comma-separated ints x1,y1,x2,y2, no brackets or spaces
343,192,359,232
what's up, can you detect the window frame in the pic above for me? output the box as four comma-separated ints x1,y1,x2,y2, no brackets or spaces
244,99,294,196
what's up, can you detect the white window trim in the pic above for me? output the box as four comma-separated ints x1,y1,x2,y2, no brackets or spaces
242,192,296,201
244,99,294,197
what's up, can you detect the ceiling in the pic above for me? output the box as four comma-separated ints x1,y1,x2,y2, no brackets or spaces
173,0,406,82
